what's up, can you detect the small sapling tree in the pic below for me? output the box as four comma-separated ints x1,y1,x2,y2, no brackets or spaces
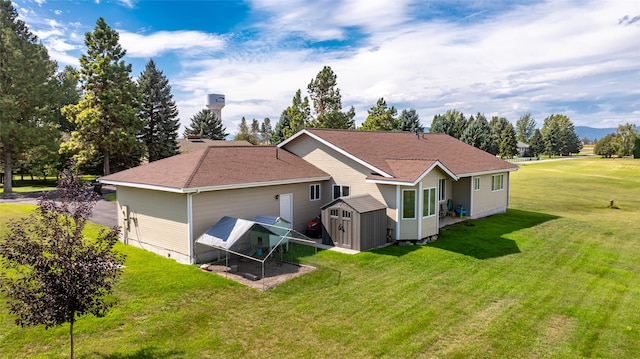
0,162,125,359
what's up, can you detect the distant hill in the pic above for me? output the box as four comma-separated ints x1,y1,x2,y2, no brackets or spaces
575,126,616,141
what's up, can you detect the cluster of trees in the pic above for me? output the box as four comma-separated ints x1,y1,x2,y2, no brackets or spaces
269,66,424,144
234,117,272,145
429,110,582,158
593,123,640,158
1,2,212,192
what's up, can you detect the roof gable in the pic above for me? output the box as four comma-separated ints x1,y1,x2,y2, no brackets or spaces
100,146,330,192
281,129,518,182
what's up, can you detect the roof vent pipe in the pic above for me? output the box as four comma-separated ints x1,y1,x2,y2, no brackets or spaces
276,147,279,160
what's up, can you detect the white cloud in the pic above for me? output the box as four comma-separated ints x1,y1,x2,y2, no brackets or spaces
119,30,226,58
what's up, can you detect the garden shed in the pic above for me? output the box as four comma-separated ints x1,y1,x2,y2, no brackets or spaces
321,194,388,251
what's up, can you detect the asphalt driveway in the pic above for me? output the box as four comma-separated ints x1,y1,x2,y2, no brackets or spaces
0,187,118,228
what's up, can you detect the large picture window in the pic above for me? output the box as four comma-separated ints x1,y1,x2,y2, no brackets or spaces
438,179,446,201
423,187,436,217
402,189,416,219
491,174,504,191
332,185,350,199
310,184,320,201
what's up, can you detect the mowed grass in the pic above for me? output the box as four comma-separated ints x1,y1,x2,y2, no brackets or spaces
1,157,639,358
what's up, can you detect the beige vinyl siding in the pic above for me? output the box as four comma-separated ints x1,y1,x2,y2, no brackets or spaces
116,187,188,254
419,170,445,239
286,136,398,230
191,182,325,241
470,172,510,218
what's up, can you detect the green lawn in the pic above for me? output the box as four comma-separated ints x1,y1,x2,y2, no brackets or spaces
1,157,639,358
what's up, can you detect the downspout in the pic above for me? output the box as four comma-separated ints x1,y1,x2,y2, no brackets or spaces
395,186,400,240
417,181,423,239
187,189,202,264
469,177,474,218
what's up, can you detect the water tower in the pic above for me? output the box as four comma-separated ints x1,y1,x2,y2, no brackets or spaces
205,93,225,120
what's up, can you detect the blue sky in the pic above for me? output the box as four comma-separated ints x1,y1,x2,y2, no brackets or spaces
15,0,640,135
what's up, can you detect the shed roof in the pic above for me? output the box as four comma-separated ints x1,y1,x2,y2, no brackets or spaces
321,194,387,213
99,146,330,193
280,129,518,182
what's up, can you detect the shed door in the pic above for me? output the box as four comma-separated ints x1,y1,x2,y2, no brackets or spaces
329,207,352,248
279,193,293,228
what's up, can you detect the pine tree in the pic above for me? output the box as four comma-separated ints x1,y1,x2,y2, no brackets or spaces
138,59,180,162
61,18,143,175
460,113,492,153
399,108,423,132
0,0,59,192
489,116,510,156
234,117,255,144
282,89,311,138
260,118,272,144
306,66,355,129
183,109,228,140
359,97,399,131
429,109,466,139
499,123,518,159
270,114,290,145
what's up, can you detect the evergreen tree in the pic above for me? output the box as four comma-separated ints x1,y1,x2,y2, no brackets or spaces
399,108,423,132
138,59,180,162
541,114,581,156
0,0,59,192
61,18,143,175
489,116,510,156
360,97,399,131
515,113,536,143
528,129,544,158
499,123,518,159
234,117,255,144
270,114,290,145
307,66,355,129
460,113,492,152
250,118,260,144
183,109,228,140
260,118,272,144
282,89,311,138
430,109,466,139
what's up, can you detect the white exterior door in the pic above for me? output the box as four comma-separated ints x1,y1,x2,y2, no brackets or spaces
279,193,293,228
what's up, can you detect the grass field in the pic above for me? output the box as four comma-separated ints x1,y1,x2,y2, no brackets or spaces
1,157,639,358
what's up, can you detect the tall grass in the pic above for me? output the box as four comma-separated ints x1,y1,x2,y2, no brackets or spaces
1,157,639,358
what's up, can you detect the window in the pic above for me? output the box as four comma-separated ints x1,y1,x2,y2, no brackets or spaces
474,177,481,191
332,185,350,199
491,174,504,191
310,184,320,201
438,179,446,201
423,187,436,217
402,189,416,219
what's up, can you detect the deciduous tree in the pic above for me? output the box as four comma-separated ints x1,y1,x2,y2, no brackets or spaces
138,59,180,162
515,113,536,143
615,122,638,157
594,134,617,158
61,18,143,175
0,162,125,359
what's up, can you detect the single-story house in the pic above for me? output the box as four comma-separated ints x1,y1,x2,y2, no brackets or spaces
99,146,330,263
100,129,518,263
278,129,519,242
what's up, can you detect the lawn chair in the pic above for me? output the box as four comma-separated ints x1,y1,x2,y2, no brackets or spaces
447,199,454,217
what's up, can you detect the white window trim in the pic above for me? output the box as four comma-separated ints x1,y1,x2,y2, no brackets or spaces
422,187,437,218
332,184,350,199
438,179,446,201
474,177,481,191
310,183,321,201
402,189,417,220
491,174,504,191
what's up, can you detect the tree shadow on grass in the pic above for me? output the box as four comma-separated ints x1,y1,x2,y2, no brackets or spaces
88,346,184,359
427,209,559,260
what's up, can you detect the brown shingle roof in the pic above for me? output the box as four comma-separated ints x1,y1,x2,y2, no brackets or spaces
177,138,252,153
288,129,517,181
100,146,330,191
